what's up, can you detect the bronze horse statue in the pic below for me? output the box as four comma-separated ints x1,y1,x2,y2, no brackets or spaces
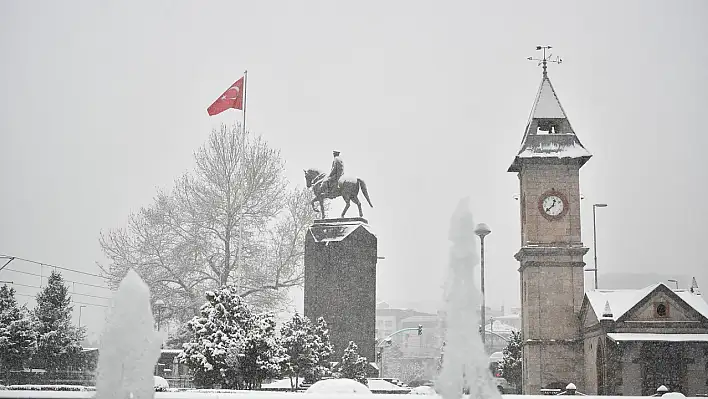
304,168,373,219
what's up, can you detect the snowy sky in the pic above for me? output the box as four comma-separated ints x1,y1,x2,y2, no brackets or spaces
1,1,707,341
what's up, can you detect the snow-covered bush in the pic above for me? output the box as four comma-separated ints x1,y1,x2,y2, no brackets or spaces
154,376,169,391
280,312,318,390
307,317,334,383
336,341,368,386
31,272,84,371
0,285,37,377
240,312,284,389
500,330,522,389
179,285,250,388
178,284,283,389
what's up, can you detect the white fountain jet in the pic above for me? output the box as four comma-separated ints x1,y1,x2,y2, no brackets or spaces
437,198,502,399
96,269,165,399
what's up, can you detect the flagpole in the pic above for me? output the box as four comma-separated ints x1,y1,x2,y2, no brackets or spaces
239,70,247,295
242,70,248,136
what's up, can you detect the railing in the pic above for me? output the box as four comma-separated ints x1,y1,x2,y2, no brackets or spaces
164,377,195,389
1,371,95,387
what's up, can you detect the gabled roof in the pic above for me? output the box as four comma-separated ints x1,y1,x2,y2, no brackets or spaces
508,72,592,172
585,283,708,322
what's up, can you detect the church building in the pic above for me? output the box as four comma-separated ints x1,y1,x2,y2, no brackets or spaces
508,54,708,396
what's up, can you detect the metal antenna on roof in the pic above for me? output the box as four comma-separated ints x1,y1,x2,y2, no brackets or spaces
527,45,563,78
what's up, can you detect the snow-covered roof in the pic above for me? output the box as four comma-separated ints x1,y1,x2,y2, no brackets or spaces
489,351,504,362
515,135,592,159
585,283,708,322
674,289,708,319
508,72,591,172
484,319,518,333
493,314,520,321
586,284,659,321
309,219,375,243
400,315,438,323
607,333,708,343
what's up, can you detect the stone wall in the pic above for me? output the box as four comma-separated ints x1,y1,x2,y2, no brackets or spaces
516,160,587,394
518,162,582,246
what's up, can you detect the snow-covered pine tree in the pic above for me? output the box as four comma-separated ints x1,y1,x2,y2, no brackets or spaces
304,316,334,383
179,284,253,389
500,330,522,389
279,312,318,391
337,341,368,386
0,285,37,383
32,271,84,371
240,311,283,389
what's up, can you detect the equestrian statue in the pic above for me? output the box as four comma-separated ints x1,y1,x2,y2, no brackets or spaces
304,150,373,219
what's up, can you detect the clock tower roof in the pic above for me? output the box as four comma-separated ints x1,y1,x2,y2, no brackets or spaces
508,70,592,172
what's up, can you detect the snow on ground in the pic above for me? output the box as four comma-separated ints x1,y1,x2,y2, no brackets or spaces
361,380,408,394
408,386,436,395
261,378,298,390
0,389,699,399
305,379,372,395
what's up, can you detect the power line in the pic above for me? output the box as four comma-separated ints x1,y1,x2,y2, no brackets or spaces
10,282,111,301
13,292,108,308
0,254,104,279
2,267,111,290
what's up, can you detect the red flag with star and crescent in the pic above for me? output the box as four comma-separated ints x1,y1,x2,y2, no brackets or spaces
207,77,244,116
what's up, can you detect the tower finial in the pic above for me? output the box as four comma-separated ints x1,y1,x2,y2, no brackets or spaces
527,45,563,78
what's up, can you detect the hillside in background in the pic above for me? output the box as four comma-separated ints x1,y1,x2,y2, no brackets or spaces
597,272,697,291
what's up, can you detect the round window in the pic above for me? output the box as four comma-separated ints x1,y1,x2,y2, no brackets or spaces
656,303,667,317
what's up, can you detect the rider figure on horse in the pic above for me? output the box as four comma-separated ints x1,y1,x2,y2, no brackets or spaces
319,150,344,195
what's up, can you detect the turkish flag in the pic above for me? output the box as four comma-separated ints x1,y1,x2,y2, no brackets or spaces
207,77,244,116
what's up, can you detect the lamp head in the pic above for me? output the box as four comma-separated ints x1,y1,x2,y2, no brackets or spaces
474,223,491,238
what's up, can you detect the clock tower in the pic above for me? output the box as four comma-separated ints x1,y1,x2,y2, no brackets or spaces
508,53,591,393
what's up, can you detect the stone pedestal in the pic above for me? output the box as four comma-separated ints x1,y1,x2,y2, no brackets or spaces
304,217,377,364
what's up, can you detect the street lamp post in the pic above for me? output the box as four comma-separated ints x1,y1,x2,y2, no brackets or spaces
592,204,607,290
474,223,491,344
154,299,166,331
78,305,86,328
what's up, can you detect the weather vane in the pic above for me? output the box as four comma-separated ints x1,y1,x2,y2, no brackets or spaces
527,45,562,77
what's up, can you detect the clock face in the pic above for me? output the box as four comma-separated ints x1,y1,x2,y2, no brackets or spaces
541,194,565,217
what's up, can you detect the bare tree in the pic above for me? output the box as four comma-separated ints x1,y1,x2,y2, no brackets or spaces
99,124,313,320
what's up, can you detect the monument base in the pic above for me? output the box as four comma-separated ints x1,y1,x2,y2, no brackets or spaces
304,218,377,364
